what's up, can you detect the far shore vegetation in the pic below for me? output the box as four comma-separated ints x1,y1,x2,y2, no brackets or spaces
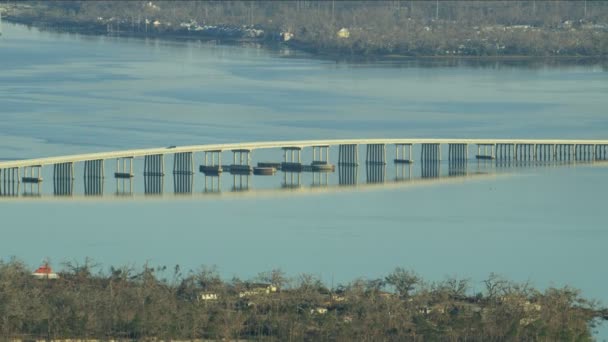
1,1,608,59
1,258,607,340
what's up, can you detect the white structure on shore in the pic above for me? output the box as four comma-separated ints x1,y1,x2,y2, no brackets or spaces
32,264,59,279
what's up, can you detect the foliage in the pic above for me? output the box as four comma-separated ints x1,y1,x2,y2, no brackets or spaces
0,258,604,340
3,1,608,57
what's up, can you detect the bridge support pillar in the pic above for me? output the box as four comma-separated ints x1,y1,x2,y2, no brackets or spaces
115,157,133,178
53,162,74,196
560,144,569,161
22,165,43,183
569,144,575,161
536,144,553,161
311,145,333,172
84,159,105,178
0,167,20,197
476,144,495,160
312,145,330,164
173,152,193,175
53,162,74,180
516,144,533,162
497,143,514,165
200,150,223,175
598,144,607,160
230,149,253,175
395,143,413,163
448,143,467,161
366,144,386,164
593,144,598,161
281,147,303,172
448,143,467,172
84,160,104,196
578,144,589,161
144,154,164,176
421,143,440,161
559,144,568,161
144,154,165,194
536,144,543,161
338,144,358,166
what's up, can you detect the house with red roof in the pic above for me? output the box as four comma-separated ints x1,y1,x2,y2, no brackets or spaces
32,264,59,279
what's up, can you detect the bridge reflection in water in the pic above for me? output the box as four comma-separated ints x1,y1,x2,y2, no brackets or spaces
0,139,606,200
339,166,358,186
145,176,164,195
173,174,194,194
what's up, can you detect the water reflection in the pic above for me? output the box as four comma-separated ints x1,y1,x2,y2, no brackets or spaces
173,174,194,194
53,177,74,196
448,160,467,177
232,174,250,192
395,163,413,181
22,183,41,197
144,175,164,195
338,165,358,186
311,172,329,187
203,175,221,193
115,178,133,196
338,57,608,71
282,171,301,189
421,160,440,178
366,163,386,184
84,176,104,196
1,159,606,200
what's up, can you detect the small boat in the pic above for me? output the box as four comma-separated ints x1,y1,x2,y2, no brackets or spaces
32,263,60,279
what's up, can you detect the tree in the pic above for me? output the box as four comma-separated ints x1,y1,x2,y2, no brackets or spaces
385,267,420,298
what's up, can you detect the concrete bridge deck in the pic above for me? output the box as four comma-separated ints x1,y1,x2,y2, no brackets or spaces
1,138,607,169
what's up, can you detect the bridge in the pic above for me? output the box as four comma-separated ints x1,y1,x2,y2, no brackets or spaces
0,138,607,197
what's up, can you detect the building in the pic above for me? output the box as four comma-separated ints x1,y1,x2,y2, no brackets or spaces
32,264,59,279
239,283,278,298
337,28,350,39
281,31,294,41
199,292,219,301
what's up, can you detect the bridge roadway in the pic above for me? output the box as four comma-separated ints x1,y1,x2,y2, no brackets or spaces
1,138,608,169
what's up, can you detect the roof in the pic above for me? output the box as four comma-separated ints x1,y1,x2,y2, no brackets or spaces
32,264,59,279
33,264,54,274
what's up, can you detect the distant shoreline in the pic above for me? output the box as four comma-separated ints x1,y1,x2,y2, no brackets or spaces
4,15,607,64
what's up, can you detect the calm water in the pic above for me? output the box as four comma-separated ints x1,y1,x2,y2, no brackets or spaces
1,23,608,338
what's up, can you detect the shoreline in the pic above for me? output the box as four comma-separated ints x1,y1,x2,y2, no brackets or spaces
4,16,607,65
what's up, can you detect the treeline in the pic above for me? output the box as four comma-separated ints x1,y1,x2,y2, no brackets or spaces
1,258,606,340
3,1,608,57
